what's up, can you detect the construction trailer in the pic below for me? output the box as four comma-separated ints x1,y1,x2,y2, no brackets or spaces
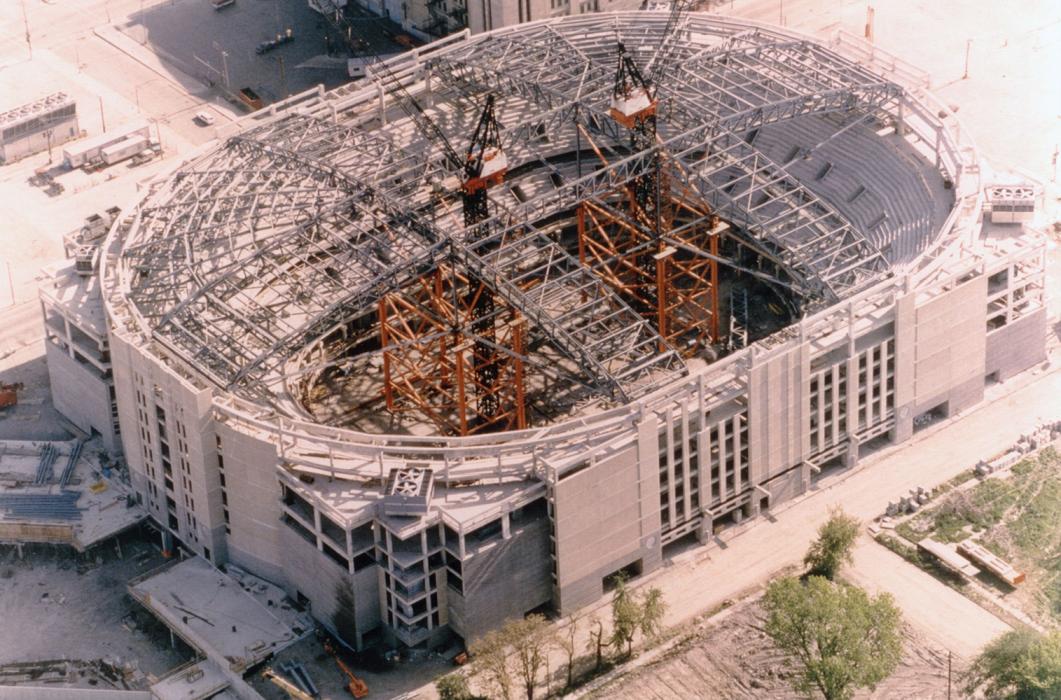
62,121,151,169
101,135,148,166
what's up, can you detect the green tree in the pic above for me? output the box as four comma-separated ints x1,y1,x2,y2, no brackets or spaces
764,575,902,700
639,587,667,641
608,573,668,656
556,611,583,689
507,614,553,700
470,626,514,700
804,508,861,579
436,672,473,700
964,629,1061,699
609,573,641,656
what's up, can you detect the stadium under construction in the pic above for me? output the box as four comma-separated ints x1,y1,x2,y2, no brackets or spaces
79,12,1046,650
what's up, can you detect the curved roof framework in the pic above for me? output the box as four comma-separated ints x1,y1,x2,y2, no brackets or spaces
117,13,927,414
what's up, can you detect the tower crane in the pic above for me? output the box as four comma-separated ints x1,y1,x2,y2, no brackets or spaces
343,19,516,432
591,0,722,352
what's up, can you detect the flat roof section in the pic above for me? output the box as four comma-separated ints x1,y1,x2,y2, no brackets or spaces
128,556,302,674
0,441,146,550
40,260,109,339
150,659,230,700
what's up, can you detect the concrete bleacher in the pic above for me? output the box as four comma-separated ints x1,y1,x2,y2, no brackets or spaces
748,114,954,264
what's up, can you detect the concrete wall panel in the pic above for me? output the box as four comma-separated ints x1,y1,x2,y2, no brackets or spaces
45,341,116,451
986,308,1047,381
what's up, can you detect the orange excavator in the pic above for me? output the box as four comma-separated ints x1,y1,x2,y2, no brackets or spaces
323,637,369,698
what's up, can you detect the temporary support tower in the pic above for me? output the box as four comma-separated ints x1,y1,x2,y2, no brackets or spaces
579,41,721,355
379,95,527,435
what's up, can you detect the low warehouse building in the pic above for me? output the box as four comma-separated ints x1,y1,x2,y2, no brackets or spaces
0,92,79,164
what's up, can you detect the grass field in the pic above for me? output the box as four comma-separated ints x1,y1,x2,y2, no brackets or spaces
892,446,1061,625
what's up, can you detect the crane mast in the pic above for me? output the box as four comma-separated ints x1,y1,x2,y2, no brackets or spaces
578,0,721,355
349,29,521,435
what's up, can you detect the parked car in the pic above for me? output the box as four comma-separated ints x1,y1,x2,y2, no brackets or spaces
256,29,294,55
194,111,216,126
237,88,264,111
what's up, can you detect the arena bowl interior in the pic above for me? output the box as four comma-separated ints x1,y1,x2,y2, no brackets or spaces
105,13,963,448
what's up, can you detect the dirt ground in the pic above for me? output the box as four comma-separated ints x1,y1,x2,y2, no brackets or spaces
592,594,959,700
0,532,193,688
248,634,452,700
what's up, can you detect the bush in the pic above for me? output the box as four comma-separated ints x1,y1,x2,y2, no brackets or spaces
436,673,473,700
964,629,1061,699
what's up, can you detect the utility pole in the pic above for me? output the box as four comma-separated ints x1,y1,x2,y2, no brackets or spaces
98,96,107,132
278,56,288,98
6,262,15,307
865,5,875,42
947,651,952,699
963,39,972,79
19,0,32,59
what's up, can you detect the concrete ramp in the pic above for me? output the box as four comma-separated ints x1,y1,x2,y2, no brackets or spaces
128,557,299,674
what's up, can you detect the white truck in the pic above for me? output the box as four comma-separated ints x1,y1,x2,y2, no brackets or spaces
101,136,148,165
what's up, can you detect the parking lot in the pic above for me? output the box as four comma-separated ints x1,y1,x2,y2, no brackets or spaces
122,0,405,106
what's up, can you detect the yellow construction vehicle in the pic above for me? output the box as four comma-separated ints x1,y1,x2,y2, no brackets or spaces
323,638,369,698
335,656,369,699
263,668,315,700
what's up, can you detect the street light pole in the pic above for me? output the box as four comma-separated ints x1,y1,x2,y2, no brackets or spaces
963,39,972,79
221,50,230,90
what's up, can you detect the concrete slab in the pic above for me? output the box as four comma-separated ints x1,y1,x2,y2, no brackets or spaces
224,563,315,636
149,659,229,700
129,556,300,674
39,261,109,339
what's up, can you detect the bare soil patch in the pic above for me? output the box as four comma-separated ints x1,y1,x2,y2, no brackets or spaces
593,596,957,699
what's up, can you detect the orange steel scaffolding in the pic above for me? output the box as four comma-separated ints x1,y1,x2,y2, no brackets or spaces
378,265,527,437
577,176,721,357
